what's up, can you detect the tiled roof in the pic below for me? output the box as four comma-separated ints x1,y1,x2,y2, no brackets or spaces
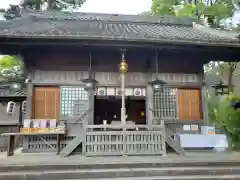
0,90,26,97
0,9,239,46
0,83,26,97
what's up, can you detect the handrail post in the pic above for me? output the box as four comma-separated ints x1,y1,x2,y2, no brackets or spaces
161,120,166,156
82,109,90,156
123,125,127,155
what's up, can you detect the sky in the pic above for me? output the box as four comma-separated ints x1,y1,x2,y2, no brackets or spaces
0,0,152,14
0,0,239,24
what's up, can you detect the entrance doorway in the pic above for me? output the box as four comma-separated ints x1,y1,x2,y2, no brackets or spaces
94,96,146,125
32,86,60,119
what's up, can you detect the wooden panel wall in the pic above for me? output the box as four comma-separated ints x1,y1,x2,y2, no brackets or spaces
178,89,202,120
31,48,204,73
32,70,201,86
32,87,60,120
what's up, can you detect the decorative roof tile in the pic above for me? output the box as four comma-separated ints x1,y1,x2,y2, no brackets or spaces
0,88,26,97
0,9,239,46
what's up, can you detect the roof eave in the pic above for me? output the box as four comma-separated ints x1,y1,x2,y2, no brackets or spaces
0,34,239,48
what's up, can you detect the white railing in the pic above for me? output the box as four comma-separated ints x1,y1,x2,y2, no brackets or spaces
84,121,166,156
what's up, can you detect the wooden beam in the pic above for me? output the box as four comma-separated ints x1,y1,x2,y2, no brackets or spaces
0,38,239,56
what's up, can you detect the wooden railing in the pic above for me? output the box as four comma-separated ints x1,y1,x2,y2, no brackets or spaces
84,121,166,156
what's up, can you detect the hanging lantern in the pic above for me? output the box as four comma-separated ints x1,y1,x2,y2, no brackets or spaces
81,50,98,91
82,77,98,91
212,83,230,96
148,49,166,92
231,100,240,110
149,79,166,92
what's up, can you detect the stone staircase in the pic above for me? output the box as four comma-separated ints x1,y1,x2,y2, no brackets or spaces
59,131,84,157
59,109,90,157
165,126,185,155
1,160,240,180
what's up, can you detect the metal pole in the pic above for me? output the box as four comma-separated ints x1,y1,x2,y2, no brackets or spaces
121,72,126,125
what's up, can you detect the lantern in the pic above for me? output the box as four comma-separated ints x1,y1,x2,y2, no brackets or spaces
148,49,166,92
82,50,98,91
149,79,166,92
212,83,230,96
82,77,98,91
231,100,240,110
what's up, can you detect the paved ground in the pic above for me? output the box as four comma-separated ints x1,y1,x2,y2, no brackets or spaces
0,149,240,166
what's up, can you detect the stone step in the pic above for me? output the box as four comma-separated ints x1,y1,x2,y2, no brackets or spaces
1,160,240,172
61,175,240,180
1,167,240,180
59,132,84,157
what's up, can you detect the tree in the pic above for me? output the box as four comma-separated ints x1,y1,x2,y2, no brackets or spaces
151,0,236,27
218,62,238,93
2,0,86,20
0,56,26,92
151,0,239,93
205,62,239,94
208,94,240,149
151,0,180,16
21,0,86,10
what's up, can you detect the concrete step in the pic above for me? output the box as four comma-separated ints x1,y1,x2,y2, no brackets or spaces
61,175,240,180
1,167,240,180
1,160,240,172
62,175,240,180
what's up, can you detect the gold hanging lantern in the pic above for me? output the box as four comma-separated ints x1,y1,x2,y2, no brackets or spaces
119,59,128,73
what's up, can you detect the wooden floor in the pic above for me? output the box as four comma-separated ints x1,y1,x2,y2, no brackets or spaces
0,150,240,166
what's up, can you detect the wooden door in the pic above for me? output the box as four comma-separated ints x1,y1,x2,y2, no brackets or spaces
178,89,202,120
32,87,60,120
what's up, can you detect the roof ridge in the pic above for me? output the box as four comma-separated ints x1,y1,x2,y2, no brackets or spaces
0,8,239,47
21,9,198,27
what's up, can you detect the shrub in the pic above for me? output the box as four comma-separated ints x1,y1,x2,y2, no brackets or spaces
208,94,240,149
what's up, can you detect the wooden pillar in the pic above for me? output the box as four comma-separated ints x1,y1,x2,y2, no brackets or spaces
23,72,33,152
25,73,33,119
200,72,209,124
201,85,209,124
146,84,153,127
82,88,94,156
88,89,94,125
7,135,15,156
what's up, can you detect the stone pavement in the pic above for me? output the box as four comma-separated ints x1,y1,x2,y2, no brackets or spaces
1,150,240,180
0,149,240,166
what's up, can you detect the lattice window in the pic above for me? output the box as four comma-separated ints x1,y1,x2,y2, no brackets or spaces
60,87,88,118
153,88,178,119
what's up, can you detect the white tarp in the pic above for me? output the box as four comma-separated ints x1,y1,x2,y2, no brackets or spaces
178,134,228,149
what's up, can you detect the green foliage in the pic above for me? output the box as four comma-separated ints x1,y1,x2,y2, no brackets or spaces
205,61,238,94
176,3,199,17
0,56,22,68
208,94,240,149
21,0,86,10
151,0,235,27
151,0,178,16
0,56,26,83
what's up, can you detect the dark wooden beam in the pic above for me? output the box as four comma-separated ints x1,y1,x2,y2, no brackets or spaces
0,38,239,62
